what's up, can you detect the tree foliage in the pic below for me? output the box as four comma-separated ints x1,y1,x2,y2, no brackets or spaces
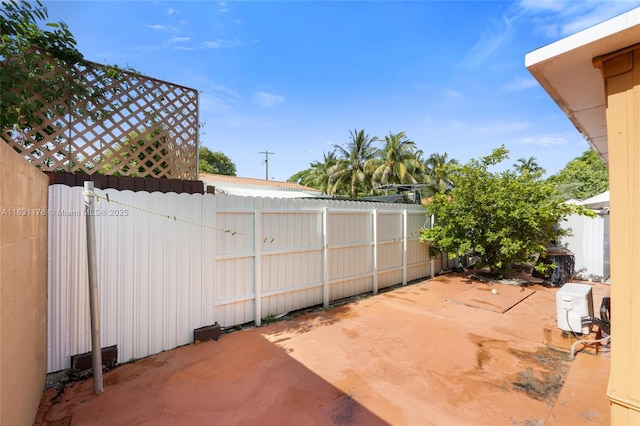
289,151,337,193
329,129,378,198
1,0,84,130
425,152,458,195
420,146,593,274
289,130,462,198
546,149,608,200
199,147,236,176
370,131,425,187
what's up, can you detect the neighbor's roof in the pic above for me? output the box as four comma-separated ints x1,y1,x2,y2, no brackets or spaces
525,7,640,165
199,173,322,198
581,190,610,210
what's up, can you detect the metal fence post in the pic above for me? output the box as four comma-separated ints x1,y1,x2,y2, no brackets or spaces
430,214,435,278
83,181,103,394
322,207,329,308
402,209,408,285
254,207,262,326
372,209,378,294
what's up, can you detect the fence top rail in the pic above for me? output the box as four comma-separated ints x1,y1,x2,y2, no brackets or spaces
51,185,428,216
83,59,198,93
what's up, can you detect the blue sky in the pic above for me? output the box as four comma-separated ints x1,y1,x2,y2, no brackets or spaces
44,0,640,181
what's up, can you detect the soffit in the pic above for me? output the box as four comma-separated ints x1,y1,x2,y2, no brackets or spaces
525,7,640,164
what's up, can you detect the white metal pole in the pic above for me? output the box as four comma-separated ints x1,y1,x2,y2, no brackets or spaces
322,207,329,308
83,181,103,394
402,209,408,285
430,214,435,278
254,207,262,326
372,209,378,295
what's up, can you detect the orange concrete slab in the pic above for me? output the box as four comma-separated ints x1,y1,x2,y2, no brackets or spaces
35,274,611,425
546,351,611,425
446,283,536,313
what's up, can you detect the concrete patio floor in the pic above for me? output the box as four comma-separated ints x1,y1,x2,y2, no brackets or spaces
36,273,611,425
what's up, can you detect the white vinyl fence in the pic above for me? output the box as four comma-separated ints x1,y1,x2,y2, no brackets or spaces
47,185,444,373
561,211,610,283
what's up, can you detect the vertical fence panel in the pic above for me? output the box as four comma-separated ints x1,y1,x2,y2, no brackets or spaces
562,213,609,282
202,193,217,328
377,212,403,289
47,189,440,372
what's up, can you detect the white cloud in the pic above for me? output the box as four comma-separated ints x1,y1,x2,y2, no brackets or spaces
519,135,567,146
463,1,640,63
202,39,242,49
167,8,178,16
470,120,531,136
170,39,243,51
194,77,242,104
198,90,250,130
444,89,463,99
254,92,284,108
461,13,515,69
503,76,538,91
417,115,469,131
219,2,228,13
147,24,178,32
417,116,530,138
518,0,567,14
518,0,640,38
558,3,640,36
168,37,190,43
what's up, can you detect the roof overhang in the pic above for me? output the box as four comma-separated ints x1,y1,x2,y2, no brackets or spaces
525,7,640,165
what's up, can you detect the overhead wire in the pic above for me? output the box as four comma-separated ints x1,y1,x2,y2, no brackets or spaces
90,191,424,249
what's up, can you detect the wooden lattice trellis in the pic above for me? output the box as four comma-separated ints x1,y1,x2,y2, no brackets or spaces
2,57,198,179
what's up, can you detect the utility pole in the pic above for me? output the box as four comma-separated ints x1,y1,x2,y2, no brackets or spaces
259,150,275,180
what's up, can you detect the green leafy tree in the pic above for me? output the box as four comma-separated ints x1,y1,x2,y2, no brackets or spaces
2,1,137,173
371,131,425,187
100,123,171,177
329,129,378,198
199,147,236,175
425,152,458,194
289,151,337,194
420,146,593,274
547,149,608,200
1,0,84,131
289,169,311,185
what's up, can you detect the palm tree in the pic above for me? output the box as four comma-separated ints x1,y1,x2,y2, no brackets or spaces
329,129,378,198
289,151,338,194
425,152,458,194
289,169,311,185
371,131,425,188
514,156,542,174
308,151,338,194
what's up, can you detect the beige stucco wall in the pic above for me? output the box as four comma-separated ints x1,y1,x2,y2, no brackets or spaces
600,48,640,423
0,142,48,425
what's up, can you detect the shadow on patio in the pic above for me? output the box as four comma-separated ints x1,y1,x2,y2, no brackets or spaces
36,273,611,425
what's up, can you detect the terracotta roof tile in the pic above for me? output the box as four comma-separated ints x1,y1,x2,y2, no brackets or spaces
199,173,320,192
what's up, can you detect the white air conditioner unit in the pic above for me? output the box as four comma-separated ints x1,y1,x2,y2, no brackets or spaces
556,283,594,335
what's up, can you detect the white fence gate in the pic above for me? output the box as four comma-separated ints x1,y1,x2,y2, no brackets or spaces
47,185,440,373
